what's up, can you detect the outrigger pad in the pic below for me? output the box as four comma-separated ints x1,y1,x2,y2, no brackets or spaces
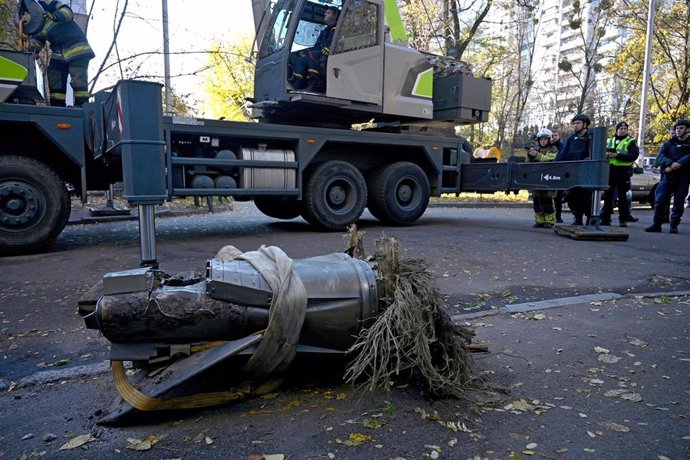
553,224,629,241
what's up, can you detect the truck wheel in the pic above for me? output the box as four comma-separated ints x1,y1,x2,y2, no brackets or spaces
254,197,301,219
368,162,430,225
302,161,366,230
0,156,71,254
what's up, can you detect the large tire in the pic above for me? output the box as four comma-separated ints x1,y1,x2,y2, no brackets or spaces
254,197,301,220
367,162,430,226
302,161,367,230
0,156,71,254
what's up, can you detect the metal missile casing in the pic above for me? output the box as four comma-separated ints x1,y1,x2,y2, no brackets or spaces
82,253,378,353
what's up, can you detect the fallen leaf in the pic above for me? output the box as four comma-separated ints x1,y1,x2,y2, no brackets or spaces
598,354,620,364
594,347,609,354
263,455,285,460
59,434,96,450
509,399,535,412
605,422,630,432
587,431,596,438
126,435,160,451
604,389,628,397
363,418,384,429
628,338,647,347
531,313,546,320
344,432,372,446
526,442,537,449
621,393,643,402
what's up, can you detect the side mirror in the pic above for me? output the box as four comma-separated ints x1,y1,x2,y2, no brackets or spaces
633,166,643,174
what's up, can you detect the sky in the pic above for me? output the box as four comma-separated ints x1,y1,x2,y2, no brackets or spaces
86,1,256,100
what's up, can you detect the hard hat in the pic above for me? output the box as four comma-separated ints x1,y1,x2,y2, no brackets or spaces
572,114,591,126
673,119,690,128
536,128,552,139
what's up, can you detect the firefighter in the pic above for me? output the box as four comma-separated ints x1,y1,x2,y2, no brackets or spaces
527,128,559,228
550,130,565,222
290,6,338,92
600,121,639,227
556,114,592,225
21,0,95,107
645,119,690,234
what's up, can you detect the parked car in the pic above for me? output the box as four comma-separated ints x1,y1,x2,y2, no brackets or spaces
630,166,660,208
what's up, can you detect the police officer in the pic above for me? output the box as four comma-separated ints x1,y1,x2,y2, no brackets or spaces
291,6,338,92
645,119,690,234
22,0,95,107
600,121,639,227
556,114,592,225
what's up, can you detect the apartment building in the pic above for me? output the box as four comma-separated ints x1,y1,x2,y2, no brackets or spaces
484,0,626,129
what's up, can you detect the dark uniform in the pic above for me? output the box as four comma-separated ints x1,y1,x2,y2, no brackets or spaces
28,1,94,107
551,137,564,222
556,127,591,225
291,9,337,92
600,129,639,226
646,121,690,233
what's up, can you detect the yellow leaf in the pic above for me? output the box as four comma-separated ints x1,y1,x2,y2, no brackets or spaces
263,455,285,460
522,450,535,456
58,434,96,450
344,432,372,446
126,435,160,451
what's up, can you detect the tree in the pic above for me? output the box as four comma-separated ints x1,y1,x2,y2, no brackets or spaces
610,0,690,141
400,0,493,60
200,36,254,121
557,0,615,116
0,0,17,49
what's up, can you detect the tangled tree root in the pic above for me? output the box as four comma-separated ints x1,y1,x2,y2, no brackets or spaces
344,230,476,399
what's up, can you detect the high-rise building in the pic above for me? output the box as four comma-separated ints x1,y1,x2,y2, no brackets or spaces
483,0,625,129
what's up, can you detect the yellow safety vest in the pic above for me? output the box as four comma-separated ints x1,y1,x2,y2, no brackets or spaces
606,136,635,167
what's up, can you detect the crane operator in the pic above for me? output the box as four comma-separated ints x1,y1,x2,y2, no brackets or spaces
290,6,339,92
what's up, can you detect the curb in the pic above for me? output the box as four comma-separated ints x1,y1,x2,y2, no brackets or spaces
451,290,690,322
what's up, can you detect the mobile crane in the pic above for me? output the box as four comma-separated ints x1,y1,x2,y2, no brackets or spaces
0,0,608,263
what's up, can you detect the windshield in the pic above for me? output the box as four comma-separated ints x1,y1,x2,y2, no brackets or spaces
259,0,344,57
259,0,297,58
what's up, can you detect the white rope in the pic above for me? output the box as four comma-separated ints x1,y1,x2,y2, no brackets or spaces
214,245,307,376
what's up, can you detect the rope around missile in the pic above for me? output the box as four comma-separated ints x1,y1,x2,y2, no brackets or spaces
111,245,307,411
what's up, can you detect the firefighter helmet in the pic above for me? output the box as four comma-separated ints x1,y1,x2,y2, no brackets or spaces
536,128,552,140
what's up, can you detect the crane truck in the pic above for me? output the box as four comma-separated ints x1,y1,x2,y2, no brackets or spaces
0,0,608,263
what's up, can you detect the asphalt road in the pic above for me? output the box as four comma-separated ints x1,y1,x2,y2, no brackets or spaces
0,203,688,459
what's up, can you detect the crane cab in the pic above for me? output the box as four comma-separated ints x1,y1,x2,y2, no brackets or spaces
252,0,492,128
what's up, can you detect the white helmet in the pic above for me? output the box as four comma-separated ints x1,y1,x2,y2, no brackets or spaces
536,128,552,140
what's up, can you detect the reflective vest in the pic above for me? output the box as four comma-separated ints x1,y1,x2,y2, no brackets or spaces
606,136,635,167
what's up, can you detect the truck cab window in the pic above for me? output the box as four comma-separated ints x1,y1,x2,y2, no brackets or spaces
259,0,297,58
332,1,379,54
